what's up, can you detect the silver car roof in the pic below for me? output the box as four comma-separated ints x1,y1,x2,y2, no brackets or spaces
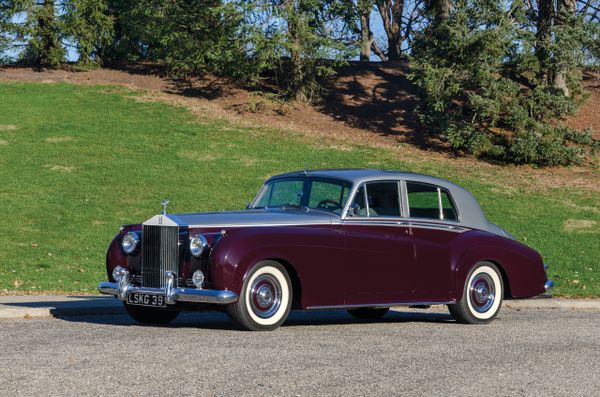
266,169,500,235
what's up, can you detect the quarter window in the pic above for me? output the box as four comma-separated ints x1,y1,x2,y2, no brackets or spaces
406,182,458,221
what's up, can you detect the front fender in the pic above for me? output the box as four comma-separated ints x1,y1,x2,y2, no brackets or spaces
208,228,302,296
105,224,142,281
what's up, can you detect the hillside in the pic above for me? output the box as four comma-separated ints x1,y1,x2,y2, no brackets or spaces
1,63,598,181
0,64,599,296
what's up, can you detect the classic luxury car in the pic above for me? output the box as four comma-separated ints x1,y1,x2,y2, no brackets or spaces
99,169,553,330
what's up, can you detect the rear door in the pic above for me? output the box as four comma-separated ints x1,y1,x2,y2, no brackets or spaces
404,181,463,301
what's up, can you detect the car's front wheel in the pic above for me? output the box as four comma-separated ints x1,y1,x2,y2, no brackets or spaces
124,303,180,325
227,261,292,331
448,261,503,324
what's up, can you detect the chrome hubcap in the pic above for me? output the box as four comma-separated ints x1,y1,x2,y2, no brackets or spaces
469,273,495,313
250,274,282,318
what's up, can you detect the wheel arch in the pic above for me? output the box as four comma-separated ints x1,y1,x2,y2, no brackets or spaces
265,257,302,309
477,259,512,299
454,255,513,301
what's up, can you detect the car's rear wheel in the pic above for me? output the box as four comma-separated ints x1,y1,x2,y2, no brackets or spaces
448,261,503,324
347,307,389,320
227,261,292,331
124,303,180,325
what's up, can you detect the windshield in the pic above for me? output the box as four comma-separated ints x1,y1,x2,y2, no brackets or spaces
251,177,352,215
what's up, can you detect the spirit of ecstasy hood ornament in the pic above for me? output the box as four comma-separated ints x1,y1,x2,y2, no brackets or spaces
161,198,170,215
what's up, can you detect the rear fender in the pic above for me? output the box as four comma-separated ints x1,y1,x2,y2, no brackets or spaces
454,237,546,300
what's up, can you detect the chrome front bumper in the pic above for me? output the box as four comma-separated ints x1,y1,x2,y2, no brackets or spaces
97,270,238,305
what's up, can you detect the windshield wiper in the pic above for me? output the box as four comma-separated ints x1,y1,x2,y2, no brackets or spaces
280,203,309,212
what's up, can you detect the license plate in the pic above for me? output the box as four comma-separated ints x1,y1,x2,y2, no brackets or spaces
126,292,166,308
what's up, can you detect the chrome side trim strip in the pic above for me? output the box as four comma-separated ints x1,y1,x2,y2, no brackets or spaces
306,300,455,310
341,219,468,233
185,222,334,228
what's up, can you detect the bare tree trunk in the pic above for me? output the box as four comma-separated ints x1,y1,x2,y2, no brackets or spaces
554,0,577,96
536,0,554,86
359,0,374,61
372,40,388,61
427,0,452,23
376,0,405,61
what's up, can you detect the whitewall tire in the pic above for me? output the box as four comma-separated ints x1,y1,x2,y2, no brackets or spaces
227,261,292,331
448,262,503,324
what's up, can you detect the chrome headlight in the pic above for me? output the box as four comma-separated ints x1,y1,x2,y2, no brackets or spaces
121,232,140,254
190,234,209,258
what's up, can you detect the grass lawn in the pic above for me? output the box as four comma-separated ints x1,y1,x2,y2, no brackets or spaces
0,82,598,296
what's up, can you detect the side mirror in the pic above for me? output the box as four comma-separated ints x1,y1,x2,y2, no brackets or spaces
347,203,360,217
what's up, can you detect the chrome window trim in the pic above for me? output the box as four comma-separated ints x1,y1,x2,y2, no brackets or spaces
400,180,409,218
342,180,404,220
250,176,352,211
437,187,443,220
363,183,370,217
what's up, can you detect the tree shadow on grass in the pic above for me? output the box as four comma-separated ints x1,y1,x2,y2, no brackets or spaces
316,61,447,152
104,61,449,150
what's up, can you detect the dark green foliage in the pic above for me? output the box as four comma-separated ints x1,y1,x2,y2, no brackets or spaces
62,0,113,65
0,3,12,63
21,0,66,68
106,1,244,77
247,0,354,101
1,0,113,67
98,1,353,101
410,0,599,166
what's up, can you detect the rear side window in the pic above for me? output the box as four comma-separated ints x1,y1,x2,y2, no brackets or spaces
406,182,458,221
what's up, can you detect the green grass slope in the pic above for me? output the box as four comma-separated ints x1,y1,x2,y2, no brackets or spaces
0,82,598,296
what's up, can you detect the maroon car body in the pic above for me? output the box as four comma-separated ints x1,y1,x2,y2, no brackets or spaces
99,169,552,330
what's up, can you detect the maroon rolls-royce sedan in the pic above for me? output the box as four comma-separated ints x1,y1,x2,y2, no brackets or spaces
98,169,553,330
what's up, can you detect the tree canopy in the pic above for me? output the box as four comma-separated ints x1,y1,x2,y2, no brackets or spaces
1,0,598,165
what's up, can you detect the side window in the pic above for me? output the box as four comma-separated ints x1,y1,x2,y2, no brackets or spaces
406,182,458,221
365,182,401,217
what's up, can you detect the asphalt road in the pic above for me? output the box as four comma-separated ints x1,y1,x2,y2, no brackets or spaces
1,307,598,396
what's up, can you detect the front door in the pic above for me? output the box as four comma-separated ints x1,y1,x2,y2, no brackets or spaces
341,182,416,305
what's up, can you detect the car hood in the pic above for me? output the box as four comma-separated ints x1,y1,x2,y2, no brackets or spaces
142,209,337,228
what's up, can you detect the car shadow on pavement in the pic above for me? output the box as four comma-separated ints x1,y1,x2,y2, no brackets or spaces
55,308,455,330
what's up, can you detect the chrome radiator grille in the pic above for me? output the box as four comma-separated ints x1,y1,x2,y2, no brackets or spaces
141,225,179,288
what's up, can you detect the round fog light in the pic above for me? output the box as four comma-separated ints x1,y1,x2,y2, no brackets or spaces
192,270,205,289
112,266,125,282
